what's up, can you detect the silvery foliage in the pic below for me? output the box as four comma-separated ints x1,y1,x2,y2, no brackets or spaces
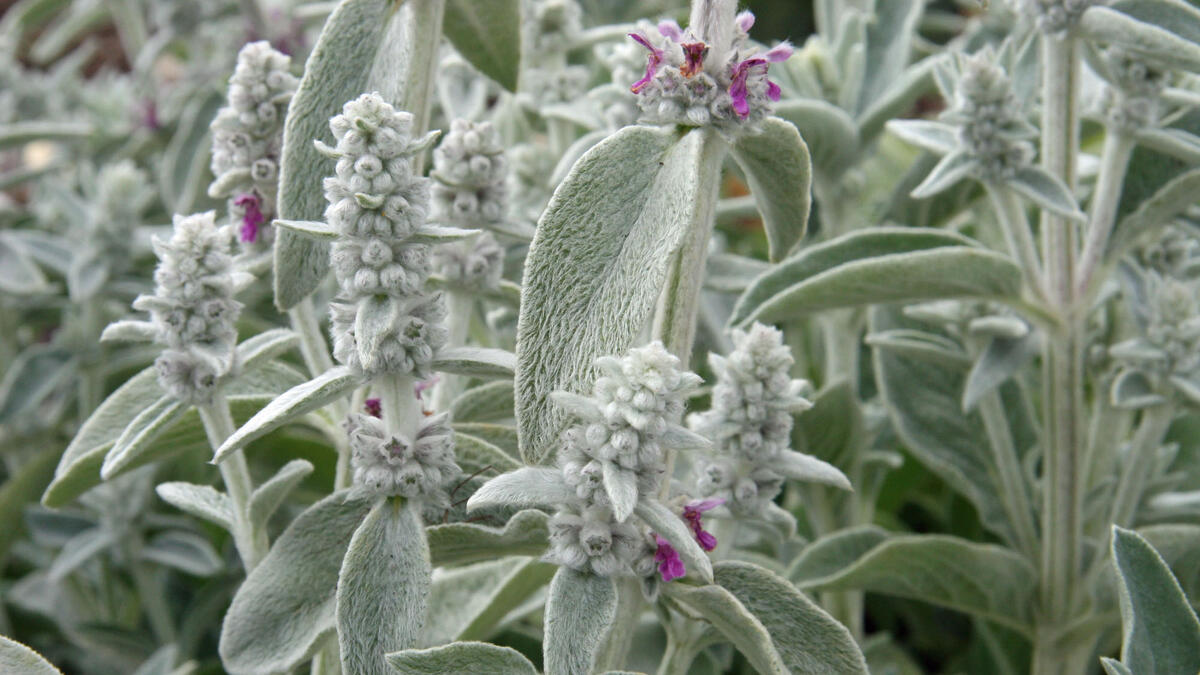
127,212,242,404
320,93,448,378
209,41,298,251
15,0,1200,674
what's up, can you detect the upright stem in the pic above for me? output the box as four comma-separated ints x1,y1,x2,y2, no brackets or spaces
378,374,421,438
397,0,445,175
1034,35,1084,675
432,289,474,413
1075,131,1135,299
200,392,267,570
979,391,1040,559
289,296,335,378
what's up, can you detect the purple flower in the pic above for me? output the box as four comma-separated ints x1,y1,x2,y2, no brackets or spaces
736,11,756,33
414,375,440,400
728,43,792,119
653,535,686,582
680,42,709,78
364,397,382,418
233,193,266,243
683,497,724,552
657,20,683,43
629,32,664,93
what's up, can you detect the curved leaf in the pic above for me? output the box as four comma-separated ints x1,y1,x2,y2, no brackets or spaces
663,580,785,675
385,642,536,675
0,635,61,675
427,509,550,566
443,0,520,92
544,568,617,675
466,467,572,512
516,125,711,463
730,116,812,261
1111,526,1200,675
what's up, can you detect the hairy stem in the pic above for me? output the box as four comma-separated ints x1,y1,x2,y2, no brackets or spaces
289,296,335,378
397,0,446,175
200,393,267,570
1033,34,1084,675
432,289,474,413
1075,130,1135,299
378,374,421,438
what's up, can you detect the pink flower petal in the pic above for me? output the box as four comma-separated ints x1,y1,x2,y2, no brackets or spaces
364,398,382,418
233,193,265,243
764,42,794,63
629,32,665,94
681,42,709,78
657,20,683,42
736,11,756,33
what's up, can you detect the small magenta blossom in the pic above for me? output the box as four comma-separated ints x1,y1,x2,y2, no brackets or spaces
233,193,265,243
654,535,686,582
364,397,382,418
683,497,724,551
625,11,793,131
414,375,440,400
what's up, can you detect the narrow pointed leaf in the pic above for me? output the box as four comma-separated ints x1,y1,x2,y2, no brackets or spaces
249,459,315,527
442,0,520,92
428,509,550,566
887,119,959,155
155,482,234,531
775,450,852,490
466,467,573,512
100,396,186,479
663,581,785,675
1007,166,1085,221
911,151,975,198
432,347,516,379
602,462,638,522
272,219,339,241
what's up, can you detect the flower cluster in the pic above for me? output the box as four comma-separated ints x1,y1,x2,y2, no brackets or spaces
130,212,242,404
1099,49,1167,132
1136,225,1200,280
1110,272,1200,406
524,0,582,57
69,161,154,301
945,50,1036,180
431,119,508,228
690,324,823,517
544,342,706,578
346,412,460,507
1020,0,1095,34
319,93,447,378
209,41,297,247
627,11,792,132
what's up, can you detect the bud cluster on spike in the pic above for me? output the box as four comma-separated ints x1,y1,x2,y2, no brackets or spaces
1100,48,1167,132
131,212,242,404
524,0,582,58
690,323,815,517
345,412,460,506
1112,273,1200,384
944,51,1037,180
209,41,297,247
627,10,792,132
1020,0,1095,34
70,161,154,301
543,342,705,578
319,93,448,378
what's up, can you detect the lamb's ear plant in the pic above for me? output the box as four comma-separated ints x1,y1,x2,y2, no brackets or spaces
11,0,1200,673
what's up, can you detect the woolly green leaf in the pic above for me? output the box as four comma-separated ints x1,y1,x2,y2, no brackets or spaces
735,246,1020,326
0,447,59,561
140,530,223,577
0,345,74,424
731,227,979,327
1111,167,1200,254
0,121,90,149
1082,1,1200,72
466,467,571,512
433,347,516,380
385,642,537,675
453,431,521,473
795,534,1037,634
864,329,972,368
911,151,975,198
887,119,958,155
450,381,515,422
544,568,618,675
45,361,308,507
858,0,922,113
871,305,1032,544
0,635,61,675
962,332,1039,412
275,0,397,310
635,498,714,584
236,329,301,371
1007,166,1086,221
730,116,812,261
423,558,555,643
155,482,234,531
249,459,315,527
775,450,852,489
220,491,374,674
427,509,550,566
663,580,786,675
443,0,521,92
602,462,638,522
716,561,869,675
338,498,430,675
788,526,891,586
771,100,859,177
0,234,51,295
100,396,186,479
214,366,363,462
516,126,713,464
271,219,339,241
1101,658,1135,675
795,381,867,470
1110,526,1200,675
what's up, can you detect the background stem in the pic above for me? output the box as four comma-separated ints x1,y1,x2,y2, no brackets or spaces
200,393,267,570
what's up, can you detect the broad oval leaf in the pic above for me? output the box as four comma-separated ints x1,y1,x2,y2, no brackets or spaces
1081,2,1200,73
730,116,812,262
338,498,430,675
450,381,515,422
1111,526,1200,675
663,579,786,675
516,125,712,463
155,482,234,531
249,459,315,527
442,0,520,92
453,431,521,474
0,634,61,675
385,642,537,675
788,525,891,586
423,557,555,644
795,533,1037,635
100,396,186,479
466,467,572,512
544,568,617,675
716,561,869,675
774,99,859,177
220,491,374,675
